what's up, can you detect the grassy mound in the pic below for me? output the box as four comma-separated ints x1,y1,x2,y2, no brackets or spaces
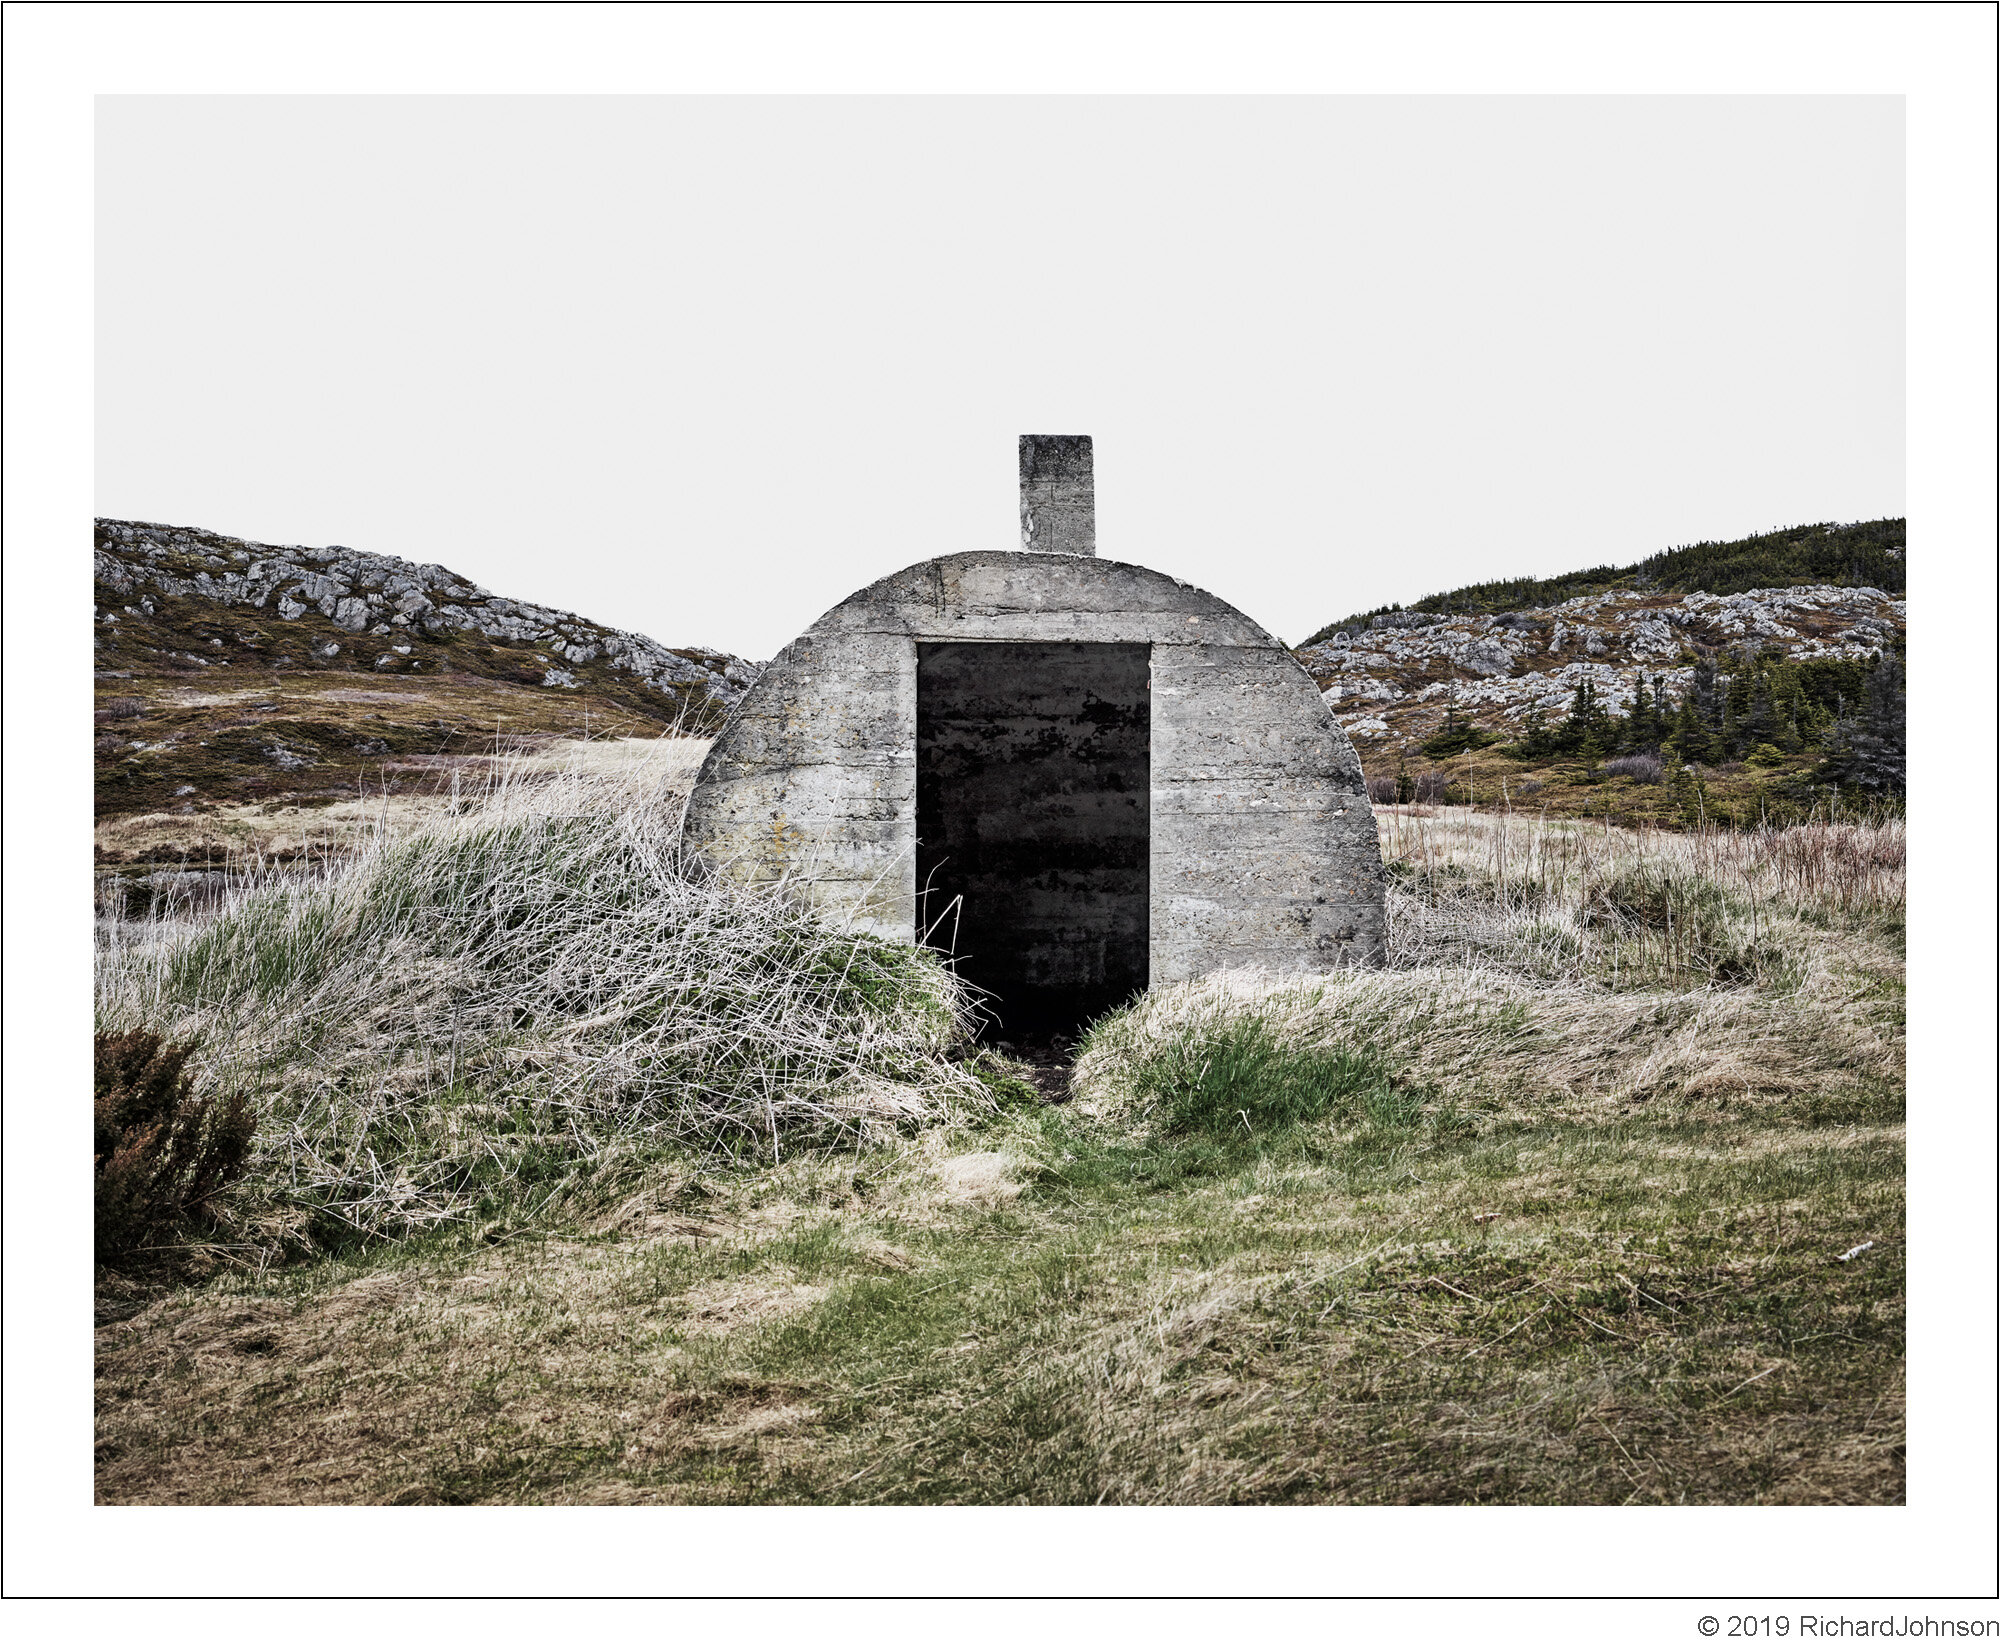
95,755,982,1251
1079,811,1903,1134
1076,960,1894,1138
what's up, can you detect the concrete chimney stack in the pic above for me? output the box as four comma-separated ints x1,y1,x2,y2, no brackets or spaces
1019,435,1095,556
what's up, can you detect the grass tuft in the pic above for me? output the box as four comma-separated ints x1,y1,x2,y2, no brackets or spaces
1130,1010,1398,1138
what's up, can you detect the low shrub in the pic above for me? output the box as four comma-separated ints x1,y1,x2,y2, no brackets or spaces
1366,775,1399,805
94,1030,254,1265
1603,753,1663,784
1411,770,1449,804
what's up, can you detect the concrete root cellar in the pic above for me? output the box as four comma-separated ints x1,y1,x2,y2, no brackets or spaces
683,437,1386,1037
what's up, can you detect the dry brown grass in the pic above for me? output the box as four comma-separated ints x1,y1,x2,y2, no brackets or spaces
1378,803,1905,921
1063,812,1903,1131
96,735,711,874
1074,962,1898,1128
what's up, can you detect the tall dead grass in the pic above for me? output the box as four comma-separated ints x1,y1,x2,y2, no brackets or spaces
94,740,984,1246
1379,804,1904,917
1378,805,1903,989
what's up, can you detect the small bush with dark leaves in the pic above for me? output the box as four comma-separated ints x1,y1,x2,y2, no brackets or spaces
95,1030,254,1265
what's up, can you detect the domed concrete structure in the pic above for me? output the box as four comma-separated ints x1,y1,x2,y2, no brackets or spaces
683,437,1385,1035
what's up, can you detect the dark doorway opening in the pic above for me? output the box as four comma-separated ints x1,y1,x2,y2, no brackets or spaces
916,641,1151,1040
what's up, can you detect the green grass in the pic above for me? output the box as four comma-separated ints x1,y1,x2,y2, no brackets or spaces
94,1087,1904,1504
1131,1013,1402,1139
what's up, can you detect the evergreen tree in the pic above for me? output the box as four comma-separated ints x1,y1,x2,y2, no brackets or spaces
1552,677,1624,757
1799,693,1835,746
1667,696,1714,766
1553,681,1589,755
1743,675,1780,749
1577,716,1608,769
1622,676,1665,751
1421,703,1502,758
1687,656,1724,754
1622,678,1649,751
1820,650,1905,794
1722,665,1754,759
1795,656,1872,724
1514,702,1553,760
1668,759,1708,826
1777,677,1805,753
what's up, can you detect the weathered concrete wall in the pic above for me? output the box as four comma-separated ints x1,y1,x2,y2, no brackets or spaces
1019,435,1096,557
681,550,1386,993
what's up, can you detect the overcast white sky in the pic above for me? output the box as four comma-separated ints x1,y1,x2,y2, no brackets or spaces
95,95,1904,658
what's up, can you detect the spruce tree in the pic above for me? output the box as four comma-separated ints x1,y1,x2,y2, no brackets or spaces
1624,677,1662,751
1516,703,1552,759
1688,656,1724,754
1821,650,1905,794
1778,679,1805,753
1744,675,1780,749
1555,680,1592,755
1578,717,1608,770
1722,665,1754,759
1669,696,1714,765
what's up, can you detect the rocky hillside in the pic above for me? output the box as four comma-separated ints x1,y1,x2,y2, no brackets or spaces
1306,517,1905,639
1297,582,1907,755
93,517,761,820
95,518,758,708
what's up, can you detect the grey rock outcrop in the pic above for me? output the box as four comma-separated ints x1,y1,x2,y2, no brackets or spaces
1295,583,1906,747
94,518,762,712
